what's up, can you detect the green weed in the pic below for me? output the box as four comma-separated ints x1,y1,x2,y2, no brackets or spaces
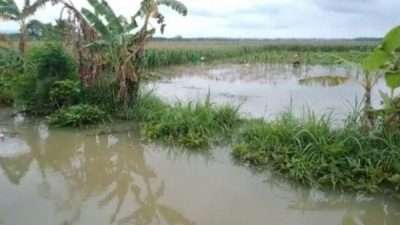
232,112,400,193
131,93,241,149
48,104,108,127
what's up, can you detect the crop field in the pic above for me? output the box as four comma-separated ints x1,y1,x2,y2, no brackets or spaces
141,39,376,68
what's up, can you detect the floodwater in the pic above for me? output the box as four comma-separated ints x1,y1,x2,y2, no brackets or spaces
150,64,392,120
1,64,400,225
1,109,400,225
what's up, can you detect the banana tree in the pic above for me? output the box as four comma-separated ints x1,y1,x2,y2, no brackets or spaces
80,0,187,105
362,26,400,129
0,0,56,54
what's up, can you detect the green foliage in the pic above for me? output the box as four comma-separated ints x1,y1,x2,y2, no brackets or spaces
375,92,400,131
131,93,241,149
362,49,389,73
80,0,187,105
142,44,370,69
0,47,21,105
382,26,400,53
385,71,400,90
48,104,107,127
27,19,66,41
26,43,77,80
17,43,78,114
81,80,121,113
0,48,23,76
49,80,81,108
0,0,21,21
0,74,19,106
157,0,188,16
362,26,400,90
232,112,400,193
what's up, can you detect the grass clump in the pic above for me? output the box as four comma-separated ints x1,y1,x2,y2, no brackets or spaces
48,104,107,127
232,112,400,193
132,94,241,149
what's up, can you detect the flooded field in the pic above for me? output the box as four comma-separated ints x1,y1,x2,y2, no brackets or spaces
1,64,400,225
150,64,390,120
1,106,400,225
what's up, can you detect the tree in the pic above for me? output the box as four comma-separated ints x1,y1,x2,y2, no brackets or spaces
79,0,187,105
0,0,55,54
27,19,67,40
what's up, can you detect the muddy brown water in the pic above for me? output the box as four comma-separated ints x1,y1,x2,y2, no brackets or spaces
1,64,400,225
149,64,392,120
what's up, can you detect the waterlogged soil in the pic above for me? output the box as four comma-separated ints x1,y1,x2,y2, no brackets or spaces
149,64,391,120
0,108,400,225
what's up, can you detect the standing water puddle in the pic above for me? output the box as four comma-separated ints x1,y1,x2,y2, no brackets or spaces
0,108,400,225
149,64,391,120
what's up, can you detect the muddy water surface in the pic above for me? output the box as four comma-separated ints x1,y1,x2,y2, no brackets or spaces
150,64,391,120
0,108,400,225
1,64,400,225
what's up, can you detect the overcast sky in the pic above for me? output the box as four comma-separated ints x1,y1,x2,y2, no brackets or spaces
1,0,400,38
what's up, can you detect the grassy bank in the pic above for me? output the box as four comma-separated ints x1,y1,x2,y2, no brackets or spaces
232,113,400,193
129,93,241,149
126,94,400,194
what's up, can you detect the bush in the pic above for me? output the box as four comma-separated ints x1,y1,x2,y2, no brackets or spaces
48,104,107,127
26,43,76,80
49,80,81,108
0,75,19,106
0,48,24,76
17,43,78,114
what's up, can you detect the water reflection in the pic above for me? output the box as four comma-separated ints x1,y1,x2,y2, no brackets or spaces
0,120,194,225
1,111,400,225
299,76,350,87
289,189,400,225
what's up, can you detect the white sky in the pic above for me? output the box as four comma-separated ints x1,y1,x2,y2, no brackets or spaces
1,0,400,38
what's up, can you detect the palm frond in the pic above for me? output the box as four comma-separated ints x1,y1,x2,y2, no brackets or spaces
157,0,187,16
22,0,51,17
87,0,123,33
81,8,110,38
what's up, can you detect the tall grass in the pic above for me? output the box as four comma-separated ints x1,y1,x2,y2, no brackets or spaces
61,67,400,195
142,42,372,69
130,93,241,149
128,93,400,193
232,112,400,193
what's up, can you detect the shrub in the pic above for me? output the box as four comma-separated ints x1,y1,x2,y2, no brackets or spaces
0,48,24,76
17,43,78,114
49,80,81,108
26,43,76,80
0,75,19,106
48,104,107,127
